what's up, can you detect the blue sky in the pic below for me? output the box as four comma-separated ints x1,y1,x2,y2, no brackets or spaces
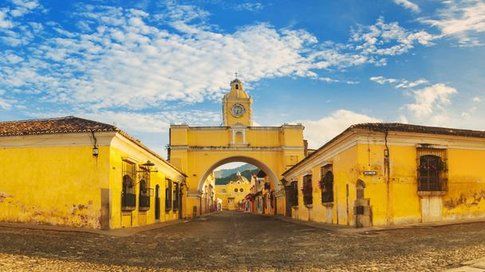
0,0,484,156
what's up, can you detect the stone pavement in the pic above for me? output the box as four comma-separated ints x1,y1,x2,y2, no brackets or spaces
0,211,484,271
447,257,485,272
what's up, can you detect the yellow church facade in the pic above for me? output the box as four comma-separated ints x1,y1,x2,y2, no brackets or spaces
169,79,305,218
0,117,185,229
282,123,485,227
215,173,252,210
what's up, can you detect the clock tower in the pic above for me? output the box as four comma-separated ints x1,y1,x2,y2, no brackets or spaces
222,78,252,127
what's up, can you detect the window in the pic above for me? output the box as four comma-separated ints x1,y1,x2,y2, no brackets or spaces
302,174,313,206
240,188,244,193
173,182,180,211
165,179,172,211
234,188,238,192
139,179,150,211
418,154,446,191
320,165,334,203
121,161,136,211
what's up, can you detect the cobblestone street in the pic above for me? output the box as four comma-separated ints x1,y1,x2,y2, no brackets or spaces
0,211,484,271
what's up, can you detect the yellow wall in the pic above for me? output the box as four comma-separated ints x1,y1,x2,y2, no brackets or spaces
215,180,251,210
284,131,485,227
170,125,305,219
0,134,110,228
0,132,185,229
108,135,184,229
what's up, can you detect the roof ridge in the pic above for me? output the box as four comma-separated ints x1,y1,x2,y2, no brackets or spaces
0,116,77,124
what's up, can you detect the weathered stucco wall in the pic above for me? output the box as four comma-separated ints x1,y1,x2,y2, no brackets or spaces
0,135,110,228
283,131,485,227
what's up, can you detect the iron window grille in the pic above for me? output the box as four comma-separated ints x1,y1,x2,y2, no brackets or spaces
302,174,313,206
121,160,136,211
320,169,334,203
417,148,448,192
139,179,150,211
165,179,172,211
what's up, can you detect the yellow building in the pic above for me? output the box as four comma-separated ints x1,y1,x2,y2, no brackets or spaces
215,172,252,210
0,116,185,229
282,123,485,227
169,79,305,218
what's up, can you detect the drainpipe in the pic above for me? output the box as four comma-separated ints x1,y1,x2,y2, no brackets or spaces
384,130,391,225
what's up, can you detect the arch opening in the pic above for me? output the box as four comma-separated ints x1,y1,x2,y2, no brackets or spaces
198,156,280,215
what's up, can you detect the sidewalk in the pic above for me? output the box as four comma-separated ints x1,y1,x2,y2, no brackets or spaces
0,219,184,237
272,214,485,234
447,257,485,271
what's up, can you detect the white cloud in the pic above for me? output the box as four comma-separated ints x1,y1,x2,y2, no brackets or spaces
473,96,481,102
0,9,13,28
422,0,485,46
234,2,264,12
300,109,381,148
405,83,457,118
370,76,428,89
351,17,435,61
393,0,420,13
10,0,40,17
0,96,12,110
1,5,423,112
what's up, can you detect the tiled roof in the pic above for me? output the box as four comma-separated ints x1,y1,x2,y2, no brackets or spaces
0,116,186,176
0,116,118,136
283,122,485,177
351,123,485,138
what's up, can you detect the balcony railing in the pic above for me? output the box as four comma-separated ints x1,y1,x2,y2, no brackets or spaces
121,193,136,211
139,194,150,211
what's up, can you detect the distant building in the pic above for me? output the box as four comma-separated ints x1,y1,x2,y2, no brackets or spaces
215,172,252,211
283,123,485,227
0,117,185,229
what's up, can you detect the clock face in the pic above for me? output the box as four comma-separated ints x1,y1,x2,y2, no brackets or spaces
231,104,245,117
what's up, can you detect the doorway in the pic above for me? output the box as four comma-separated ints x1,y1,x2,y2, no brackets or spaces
155,184,160,220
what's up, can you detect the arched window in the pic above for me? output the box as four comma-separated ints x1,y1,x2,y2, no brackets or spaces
321,171,334,203
418,154,445,191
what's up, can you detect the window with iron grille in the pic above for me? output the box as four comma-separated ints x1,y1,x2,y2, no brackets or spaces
121,160,136,211
138,167,151,211
320,165,334,203
417,147,447,192
165,179,172,211
302,174,313,206
173,182,179,211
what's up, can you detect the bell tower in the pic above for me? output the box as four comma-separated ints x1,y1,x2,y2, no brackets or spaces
222,78,252,127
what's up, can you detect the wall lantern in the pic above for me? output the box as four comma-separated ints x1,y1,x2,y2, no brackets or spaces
138,160,158,173
92,146,99,157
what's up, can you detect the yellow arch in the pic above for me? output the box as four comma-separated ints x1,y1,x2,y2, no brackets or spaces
197,155,280,192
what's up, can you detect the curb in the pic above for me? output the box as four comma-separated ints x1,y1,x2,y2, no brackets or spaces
0,219,185,237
